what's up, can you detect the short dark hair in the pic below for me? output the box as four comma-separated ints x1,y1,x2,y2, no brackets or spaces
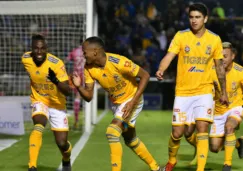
32,34,46,42
85,36,105,49
189,3,208,17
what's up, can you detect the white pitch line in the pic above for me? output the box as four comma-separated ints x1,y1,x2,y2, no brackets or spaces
57,109,109,171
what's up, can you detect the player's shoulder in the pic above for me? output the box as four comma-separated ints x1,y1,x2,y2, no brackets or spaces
47,53,63,65
178,28,190,34
233,62,243,72
22,51,32,59
106,52,127,64
206,29,219,38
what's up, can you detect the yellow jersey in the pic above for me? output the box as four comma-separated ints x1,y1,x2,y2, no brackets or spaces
168,29,223,96
85,53,139,104
213,63,243,115
22,52,68,109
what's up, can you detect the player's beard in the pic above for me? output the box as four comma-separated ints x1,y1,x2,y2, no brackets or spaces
32,53,47,67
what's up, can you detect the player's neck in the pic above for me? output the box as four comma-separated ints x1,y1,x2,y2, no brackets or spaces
226,63,233,73
96,53,107,68
192,27,206,38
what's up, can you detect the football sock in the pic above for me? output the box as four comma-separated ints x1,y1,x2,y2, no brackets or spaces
224,133,236,166
197,133,209,171
106,124,122,171
126,137,159,170
168,133,181,165
29,124,44,168
186,132,197,147
62,141,72,161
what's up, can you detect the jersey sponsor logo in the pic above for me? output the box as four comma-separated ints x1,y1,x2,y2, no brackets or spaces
183,56,209,64
130,63,137,74
188,66,204,72
48,56,59,64
108,56,120,64
33,83,55,91
196,42,200,46
205,45,212,55
104,81,127,93
185,45,190,53
110,92,125,99
174,108,180,112
207,108,212,115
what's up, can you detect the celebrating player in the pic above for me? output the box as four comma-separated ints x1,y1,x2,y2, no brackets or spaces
22,34,72,171
155,3,228,171
71,36,161,171
209,42,243,171
66,43,85,129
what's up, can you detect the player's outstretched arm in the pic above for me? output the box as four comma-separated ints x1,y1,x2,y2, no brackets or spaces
214,58,229,106
47,68,71,96
155,52,176,80
71,72,94,102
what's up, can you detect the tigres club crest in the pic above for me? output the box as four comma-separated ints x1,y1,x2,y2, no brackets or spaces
232,82,237,90
185,45,190,53
113,74,121,83
206,45,212,55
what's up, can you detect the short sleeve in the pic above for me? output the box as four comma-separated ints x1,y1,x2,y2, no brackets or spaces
56,60,69,82
213,36,224,59
168,31,181,54
118,58,140,77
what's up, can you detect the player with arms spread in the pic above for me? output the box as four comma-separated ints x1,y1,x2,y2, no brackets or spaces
155,3,228,171
22,34,72,171
66,43,85,129
71,36,161,171
209,42,243,171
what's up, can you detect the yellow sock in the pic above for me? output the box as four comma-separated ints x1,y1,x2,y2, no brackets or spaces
28,124,44,168
224,133,236,166
196,133,209,171
62,141,72,161
186,132,197,147
126,137,159,170
168,133,181,165
106,124,122,171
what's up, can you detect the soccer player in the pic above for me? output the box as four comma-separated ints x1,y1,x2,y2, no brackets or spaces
155,3,228,171
209,42,243,171
71,36,161,171
66,43,85,129
22,34,72,171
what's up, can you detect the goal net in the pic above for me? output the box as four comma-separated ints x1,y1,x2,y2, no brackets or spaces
0,0,105,133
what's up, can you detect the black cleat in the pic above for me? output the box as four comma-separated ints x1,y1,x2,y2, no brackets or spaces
62,160,71,171
28,166,37,171
236,138,243,159
222,164,231,171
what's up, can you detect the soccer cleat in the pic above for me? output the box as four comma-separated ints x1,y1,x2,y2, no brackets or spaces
62,160,71,171
162,162,176,171
222,164,231,171
28,166,37,171
236,138,243,159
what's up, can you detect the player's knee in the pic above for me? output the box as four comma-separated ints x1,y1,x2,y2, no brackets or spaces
106,124,122,143
172,131,183,139
209,145,220,153
184,130,193,138
225,123,235,134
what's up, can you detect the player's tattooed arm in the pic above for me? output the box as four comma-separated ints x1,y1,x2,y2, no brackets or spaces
214,59,226,94
77,82,94,102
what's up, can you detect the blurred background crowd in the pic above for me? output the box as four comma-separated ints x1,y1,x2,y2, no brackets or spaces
97,0,243,78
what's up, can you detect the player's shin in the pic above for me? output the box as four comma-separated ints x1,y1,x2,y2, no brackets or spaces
74,98,80,127
29,124,44,168
196,133,209,171
106,124,123,171
168,133,181,165
224,133,236,166
126,137,159,170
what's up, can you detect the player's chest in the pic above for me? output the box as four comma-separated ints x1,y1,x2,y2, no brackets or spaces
26,65,50,83
226,74,241,92
92,69,123,88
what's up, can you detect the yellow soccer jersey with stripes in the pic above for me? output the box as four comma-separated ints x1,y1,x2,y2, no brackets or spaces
212,63,243,115
168,29,223,96
85,53,139,104
22,52,69,109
